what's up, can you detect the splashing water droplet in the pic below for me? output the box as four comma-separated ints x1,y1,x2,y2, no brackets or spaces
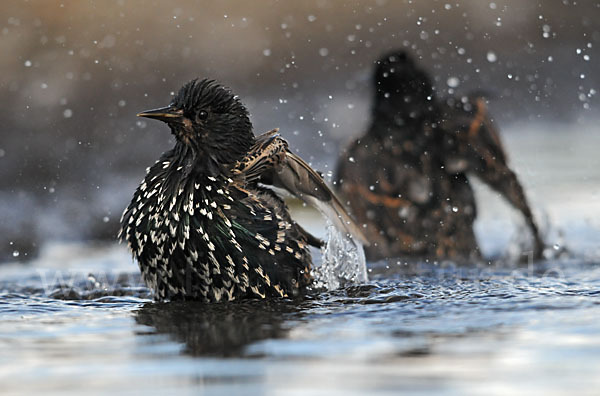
447,77,460,88
313,221,368,290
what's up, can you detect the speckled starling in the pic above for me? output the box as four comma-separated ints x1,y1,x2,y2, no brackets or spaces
120,78,365,302
336,50,544,261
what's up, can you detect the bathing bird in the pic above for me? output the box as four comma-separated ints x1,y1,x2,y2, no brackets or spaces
120,78,365,301
336,50,544,261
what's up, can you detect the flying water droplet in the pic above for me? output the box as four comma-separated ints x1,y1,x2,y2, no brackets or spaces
447,76,460,88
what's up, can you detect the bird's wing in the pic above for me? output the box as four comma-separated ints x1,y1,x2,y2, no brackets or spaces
443,97,544,257
234,128,285,183
463,97,507,163
233,129,369,246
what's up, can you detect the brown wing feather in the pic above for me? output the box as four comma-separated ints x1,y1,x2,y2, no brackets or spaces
445,97,544,258
233,128,286,183
277,150,369,246
234,129,369,246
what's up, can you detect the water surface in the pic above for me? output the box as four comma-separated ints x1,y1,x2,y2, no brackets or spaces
1,125,599,395
1,242,599,395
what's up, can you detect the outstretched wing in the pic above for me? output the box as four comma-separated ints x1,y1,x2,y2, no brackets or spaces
233,129,369,246
442,96,544,258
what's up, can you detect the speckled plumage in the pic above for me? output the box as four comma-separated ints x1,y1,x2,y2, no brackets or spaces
119,79,355,302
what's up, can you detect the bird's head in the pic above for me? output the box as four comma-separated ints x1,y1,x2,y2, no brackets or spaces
137,78,254,169
373,50,436,123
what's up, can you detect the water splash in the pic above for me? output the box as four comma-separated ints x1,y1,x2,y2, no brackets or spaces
312,221,368,290
503,209,571,263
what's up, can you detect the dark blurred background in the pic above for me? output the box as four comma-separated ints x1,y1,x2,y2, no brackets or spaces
1,0,598,261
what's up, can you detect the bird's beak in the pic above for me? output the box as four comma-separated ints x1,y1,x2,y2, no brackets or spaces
136,106,182,123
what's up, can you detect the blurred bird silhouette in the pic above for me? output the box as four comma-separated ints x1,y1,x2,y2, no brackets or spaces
120,78,365,302
336,50,544,261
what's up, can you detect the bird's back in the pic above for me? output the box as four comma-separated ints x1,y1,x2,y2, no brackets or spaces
336,116,479,261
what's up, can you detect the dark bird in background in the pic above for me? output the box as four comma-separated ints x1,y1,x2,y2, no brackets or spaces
120,78,365,302
336,50,544,262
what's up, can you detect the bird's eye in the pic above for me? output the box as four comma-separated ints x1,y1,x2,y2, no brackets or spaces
198,110,208,121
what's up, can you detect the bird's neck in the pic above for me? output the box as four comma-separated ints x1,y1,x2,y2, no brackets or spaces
172,141,231,179
144,146,233,216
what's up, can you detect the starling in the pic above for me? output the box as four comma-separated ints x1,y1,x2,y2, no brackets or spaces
120,78,365,302
336,50,544,261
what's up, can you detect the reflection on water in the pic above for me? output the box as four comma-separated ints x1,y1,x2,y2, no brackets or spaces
135,299,303,358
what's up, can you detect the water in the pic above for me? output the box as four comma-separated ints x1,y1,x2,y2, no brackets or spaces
1,124,599,395
312,222,368,290
1,244,599,395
